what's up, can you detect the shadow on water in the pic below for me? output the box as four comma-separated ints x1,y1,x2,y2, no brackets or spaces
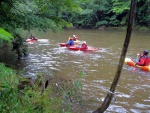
0,29,150,112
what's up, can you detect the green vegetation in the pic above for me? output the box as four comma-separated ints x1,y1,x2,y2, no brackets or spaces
70,0,150,28
0,0,81,59
0,28,14,42
0,63,83,113
0,0,149,34
0,0,149,58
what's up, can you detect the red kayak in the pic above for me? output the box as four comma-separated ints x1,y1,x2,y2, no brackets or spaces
67,46,98,51
26,38,38,42
60,43,66,47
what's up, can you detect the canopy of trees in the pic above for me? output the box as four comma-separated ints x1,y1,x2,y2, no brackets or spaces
0,0,149,58
0,0,149,34
68,0,150,28
0,0,82,58
0,0,82,34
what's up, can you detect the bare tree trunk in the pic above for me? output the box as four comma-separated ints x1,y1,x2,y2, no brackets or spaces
93,0,136,113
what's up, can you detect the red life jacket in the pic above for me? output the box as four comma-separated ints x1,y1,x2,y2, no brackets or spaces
81,43,88,49
144,58,150,66
137,57,150,66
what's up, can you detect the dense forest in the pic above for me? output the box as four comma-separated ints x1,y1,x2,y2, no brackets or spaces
0,0,149,58
0,0,150,33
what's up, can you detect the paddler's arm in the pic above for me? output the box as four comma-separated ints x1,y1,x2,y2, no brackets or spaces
135,59,145,66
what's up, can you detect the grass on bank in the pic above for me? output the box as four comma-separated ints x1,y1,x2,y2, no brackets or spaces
0,63,83,113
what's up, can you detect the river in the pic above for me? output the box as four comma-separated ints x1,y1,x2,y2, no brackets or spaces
0,29,150,113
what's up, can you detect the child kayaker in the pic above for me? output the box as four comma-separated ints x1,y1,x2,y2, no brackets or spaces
81,41,88,49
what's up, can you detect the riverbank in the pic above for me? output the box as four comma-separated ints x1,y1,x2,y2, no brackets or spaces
69,25,150,32
103,26,150,32
0,62,83,113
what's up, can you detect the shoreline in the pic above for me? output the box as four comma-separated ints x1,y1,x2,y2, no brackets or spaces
67,26,150,32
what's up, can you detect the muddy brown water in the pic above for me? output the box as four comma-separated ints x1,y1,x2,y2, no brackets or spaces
0,29,150,113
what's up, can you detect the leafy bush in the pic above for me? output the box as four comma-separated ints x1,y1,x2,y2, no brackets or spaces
0,63,83,113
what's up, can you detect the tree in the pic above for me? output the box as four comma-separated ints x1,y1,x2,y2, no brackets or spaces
0,0,81,59
136,0,150,26
111,0,131,26
93,0,136,112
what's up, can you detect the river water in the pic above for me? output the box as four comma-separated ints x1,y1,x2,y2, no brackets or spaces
0,29,150,113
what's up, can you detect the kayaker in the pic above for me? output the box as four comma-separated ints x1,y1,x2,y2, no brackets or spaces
81,41,88,49
66,38,74,46
29,34,36,40
135,50,150,66
32,36,36,40
73,35,78,41
29,34,33,39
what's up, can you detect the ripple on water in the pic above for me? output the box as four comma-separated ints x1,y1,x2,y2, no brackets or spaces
53,47,68,54
134,103,150,109
130,109,143,113
37,39,50,43
116,93,131,98
107,105,128,113
23,72,37,79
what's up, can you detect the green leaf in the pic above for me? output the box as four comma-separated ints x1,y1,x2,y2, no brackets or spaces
0,28,14,41
96,20,108,26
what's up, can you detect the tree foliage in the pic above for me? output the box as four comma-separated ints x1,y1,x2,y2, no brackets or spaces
0,28,14,41
0,0,81,59
0,0,81,34
0,0,149,33
69,0,150,28
0,0,149,59
136,0,150,26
